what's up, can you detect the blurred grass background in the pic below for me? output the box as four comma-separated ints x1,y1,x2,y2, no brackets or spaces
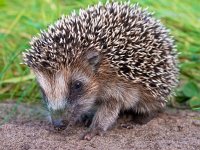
0,0,200,110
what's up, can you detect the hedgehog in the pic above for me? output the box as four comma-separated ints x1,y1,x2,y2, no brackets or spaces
23,2,179,140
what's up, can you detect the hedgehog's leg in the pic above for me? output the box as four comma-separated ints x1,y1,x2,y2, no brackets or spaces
81,99,120,140
121,95,163,129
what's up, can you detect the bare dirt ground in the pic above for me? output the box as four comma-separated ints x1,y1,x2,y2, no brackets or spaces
0,102,200,150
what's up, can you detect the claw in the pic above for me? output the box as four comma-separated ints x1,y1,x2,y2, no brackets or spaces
121,123,134,129
81,128,105,141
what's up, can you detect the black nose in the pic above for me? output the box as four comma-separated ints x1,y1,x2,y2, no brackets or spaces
52,119,67,130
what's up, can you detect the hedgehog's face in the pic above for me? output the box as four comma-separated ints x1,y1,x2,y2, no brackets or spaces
33,51,101,130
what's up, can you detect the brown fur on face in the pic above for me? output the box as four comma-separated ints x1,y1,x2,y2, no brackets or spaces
33,53,100,123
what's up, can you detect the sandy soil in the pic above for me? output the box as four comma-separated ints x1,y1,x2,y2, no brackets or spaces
0,102,200,150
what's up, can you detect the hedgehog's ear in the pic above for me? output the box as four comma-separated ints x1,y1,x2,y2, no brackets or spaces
85,51,101,72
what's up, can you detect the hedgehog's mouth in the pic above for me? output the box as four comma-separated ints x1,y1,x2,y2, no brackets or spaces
50,103,94,130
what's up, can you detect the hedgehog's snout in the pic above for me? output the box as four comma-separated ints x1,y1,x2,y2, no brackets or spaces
52,119,67,130
50,109,68,130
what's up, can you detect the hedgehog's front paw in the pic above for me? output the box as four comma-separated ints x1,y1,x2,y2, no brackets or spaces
81,128,105,141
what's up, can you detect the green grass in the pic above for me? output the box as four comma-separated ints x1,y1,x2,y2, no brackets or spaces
0,0,200,110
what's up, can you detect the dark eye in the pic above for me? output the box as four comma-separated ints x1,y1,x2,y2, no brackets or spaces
72,80,83,92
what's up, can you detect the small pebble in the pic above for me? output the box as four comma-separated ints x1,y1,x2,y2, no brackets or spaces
192,120,200,127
